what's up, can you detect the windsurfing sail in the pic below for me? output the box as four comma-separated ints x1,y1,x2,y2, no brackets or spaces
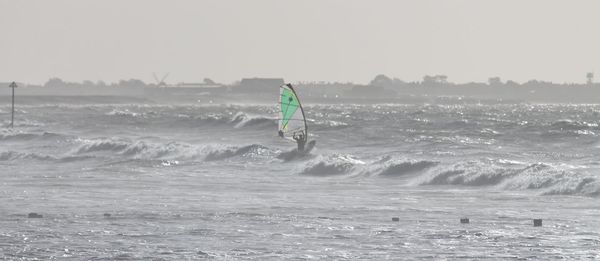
278,83,308,140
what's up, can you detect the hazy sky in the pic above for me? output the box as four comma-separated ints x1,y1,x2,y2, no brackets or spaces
2,0,600,85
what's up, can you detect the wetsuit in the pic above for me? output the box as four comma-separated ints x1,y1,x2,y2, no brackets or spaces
293,133,306,152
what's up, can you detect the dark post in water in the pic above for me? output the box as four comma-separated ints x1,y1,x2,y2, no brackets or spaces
9,81,17,128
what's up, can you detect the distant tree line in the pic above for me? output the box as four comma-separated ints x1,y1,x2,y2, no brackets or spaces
40,77,218,88
43,78,151,88
34,75,597,89
369,74,597,89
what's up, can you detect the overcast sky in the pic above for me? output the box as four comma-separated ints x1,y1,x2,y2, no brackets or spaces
2,0,600,85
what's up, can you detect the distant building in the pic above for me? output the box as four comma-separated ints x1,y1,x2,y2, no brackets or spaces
236,78,285,93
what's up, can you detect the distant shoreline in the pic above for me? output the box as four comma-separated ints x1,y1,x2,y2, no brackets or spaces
3,79,600,104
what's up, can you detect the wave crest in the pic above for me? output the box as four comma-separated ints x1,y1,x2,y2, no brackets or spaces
0,150,92,162
419,159,600,197
300,155,362,176
74,138,202,160
377,160,439,177
106,109,142,117
231,112,276,129
550,119,597,131
204,144,273,161
423,160,541,186
0,130,68,141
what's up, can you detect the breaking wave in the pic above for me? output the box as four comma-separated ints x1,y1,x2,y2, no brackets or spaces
418,159,600,197
1,119,44,128
300,154,363,176
0,150,93,162
75,139,130,153
290,153,600,196
106,109,142,117
73,138,203,160
151,111,277,129
290,153,600,197
550,119,598,131
421,159,525,186
231,112,276,129
311,120,350,130
0,132,38,141
375,160,439,177
542,178,600,197
204,144,274,161
0,151,54,161
0,130,69,141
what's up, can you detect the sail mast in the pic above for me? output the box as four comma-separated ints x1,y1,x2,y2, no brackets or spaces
286,84,308,138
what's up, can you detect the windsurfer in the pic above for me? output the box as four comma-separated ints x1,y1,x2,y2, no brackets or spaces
293,131,307,152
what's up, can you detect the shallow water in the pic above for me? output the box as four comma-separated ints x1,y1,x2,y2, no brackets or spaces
1,102,599,259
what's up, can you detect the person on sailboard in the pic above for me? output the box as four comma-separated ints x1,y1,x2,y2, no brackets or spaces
293,131,307,152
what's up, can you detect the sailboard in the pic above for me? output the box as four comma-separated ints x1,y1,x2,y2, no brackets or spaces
278,83,315,154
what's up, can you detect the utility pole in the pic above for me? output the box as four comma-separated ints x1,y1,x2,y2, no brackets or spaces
9,81,17,128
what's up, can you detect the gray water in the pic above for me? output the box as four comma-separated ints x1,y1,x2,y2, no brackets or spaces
1,100,600,260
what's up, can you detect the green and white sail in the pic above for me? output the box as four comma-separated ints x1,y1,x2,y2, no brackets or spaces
279,84,307,139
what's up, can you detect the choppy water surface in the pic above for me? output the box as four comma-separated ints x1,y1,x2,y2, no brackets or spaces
1,101,600,260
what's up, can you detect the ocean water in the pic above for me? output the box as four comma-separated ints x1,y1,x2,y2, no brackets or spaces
1,100,600,260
